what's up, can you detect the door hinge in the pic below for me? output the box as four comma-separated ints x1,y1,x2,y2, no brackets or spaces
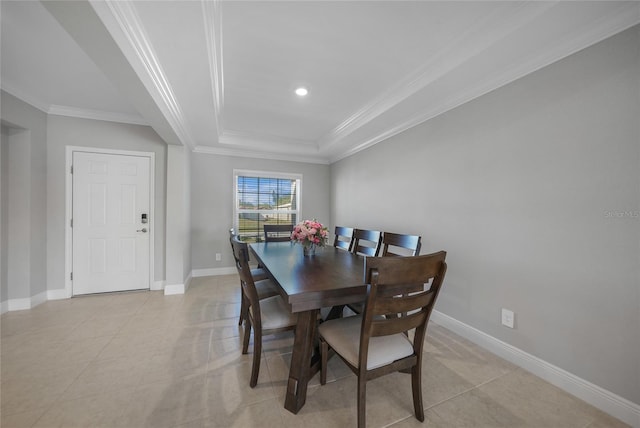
70,165,73,174
70,272,73,280
70,218,73,227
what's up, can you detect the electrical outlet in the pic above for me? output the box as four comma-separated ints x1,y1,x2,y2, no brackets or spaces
501,308,515,328
215,253,221,262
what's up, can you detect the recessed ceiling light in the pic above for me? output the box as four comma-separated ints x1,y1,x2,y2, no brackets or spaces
295,87,308,97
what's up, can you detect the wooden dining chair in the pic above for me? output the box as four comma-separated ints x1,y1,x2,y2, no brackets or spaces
351,228,382,257
318,251,447,428
231,236,297,387
263,224,294,242
333,226,354,251
380,232,422,256
347,232,423,316
229,229,275,326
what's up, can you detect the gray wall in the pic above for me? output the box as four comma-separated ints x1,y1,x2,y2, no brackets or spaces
331,26,640,404
1,126,9,306
46,115,168,291
191,153,331,270
0,92,48,304
165,144,192,287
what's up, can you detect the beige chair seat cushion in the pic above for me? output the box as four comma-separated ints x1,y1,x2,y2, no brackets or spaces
251,295,297,330
255,279,278,299
318,315,414,370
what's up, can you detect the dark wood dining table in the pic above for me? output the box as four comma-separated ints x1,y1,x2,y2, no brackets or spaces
250,241,368,414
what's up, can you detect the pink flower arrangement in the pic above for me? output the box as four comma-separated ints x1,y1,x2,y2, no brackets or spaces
291,219,329,248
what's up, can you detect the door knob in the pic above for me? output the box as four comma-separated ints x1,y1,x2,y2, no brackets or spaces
137,228,147,233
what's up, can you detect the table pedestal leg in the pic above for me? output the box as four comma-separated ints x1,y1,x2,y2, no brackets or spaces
284,309,318,414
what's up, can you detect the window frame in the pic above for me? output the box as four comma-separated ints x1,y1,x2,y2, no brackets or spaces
233,169,302,242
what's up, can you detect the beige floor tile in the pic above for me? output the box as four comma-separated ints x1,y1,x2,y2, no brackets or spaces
139,341,211,385
204,360,276,412
65,315,129,340
1,274,630,428
427,323,517,385
96,330,167,360
475,369,627,427
0,407,48,428
278,375,415,428
122,376,208,428
32,387,136,428
207,336,252,371
1,378,70,417
60,355,148,400
199,397,285,427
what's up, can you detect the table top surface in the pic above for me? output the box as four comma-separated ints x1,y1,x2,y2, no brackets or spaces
250,242,368,312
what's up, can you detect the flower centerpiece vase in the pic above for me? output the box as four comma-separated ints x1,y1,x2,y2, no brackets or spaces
291,219,328,257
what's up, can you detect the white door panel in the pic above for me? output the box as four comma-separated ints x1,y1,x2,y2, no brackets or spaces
72,151,150,295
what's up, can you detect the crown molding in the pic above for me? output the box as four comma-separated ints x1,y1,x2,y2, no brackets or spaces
220,129,317,151
318,2,555,151
99,0,196,148
1,83,147,126
329,2,640,164
48,105,148,126
193,145,329,165
202,0,224,135
1,82,49,113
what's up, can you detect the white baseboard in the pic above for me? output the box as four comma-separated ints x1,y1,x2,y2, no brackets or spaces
164,283,184,295
192,267,236,277
5,291,47,312
0,300,8,315
430,310,640,427
7,297,31,311
164,272,193,296
47,289,69,300
151,280,165,291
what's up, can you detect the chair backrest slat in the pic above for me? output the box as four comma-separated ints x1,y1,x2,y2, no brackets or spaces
381,232,422,257
333,226,354,251
371,311,427,337
351,228,382,257
372,290,436,316
231,237,261,319
264,224,294,242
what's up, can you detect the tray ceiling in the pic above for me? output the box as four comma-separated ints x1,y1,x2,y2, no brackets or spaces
2,1,638,163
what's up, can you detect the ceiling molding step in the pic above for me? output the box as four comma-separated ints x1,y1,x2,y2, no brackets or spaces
98,0,196,148
201,0,224,135
193,145,330,165
48,105,148,126
1,82,50,113
329,2,640,164
318,1,555,150
220,130,318,152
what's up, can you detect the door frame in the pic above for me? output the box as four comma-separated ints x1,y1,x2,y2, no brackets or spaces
65,146,155,298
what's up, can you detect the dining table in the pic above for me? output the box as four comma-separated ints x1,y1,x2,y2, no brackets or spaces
249,241,368,414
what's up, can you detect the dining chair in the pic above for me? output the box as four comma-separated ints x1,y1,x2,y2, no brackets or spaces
380,232,422,256
318,251,447,428
333,226,354,251
347,231,423,316
345,228,382,315
263,224,294,242
229,229,275,326
231,236,297,387
351,228,382,257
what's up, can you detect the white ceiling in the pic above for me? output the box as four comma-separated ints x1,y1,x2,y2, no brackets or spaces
2,1,639,164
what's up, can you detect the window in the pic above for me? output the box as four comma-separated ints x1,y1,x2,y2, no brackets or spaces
234,170,301,242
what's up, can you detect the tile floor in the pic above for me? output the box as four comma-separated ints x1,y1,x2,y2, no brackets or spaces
1,275,629,428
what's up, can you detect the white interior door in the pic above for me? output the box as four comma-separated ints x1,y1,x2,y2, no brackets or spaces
72,151,150,295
